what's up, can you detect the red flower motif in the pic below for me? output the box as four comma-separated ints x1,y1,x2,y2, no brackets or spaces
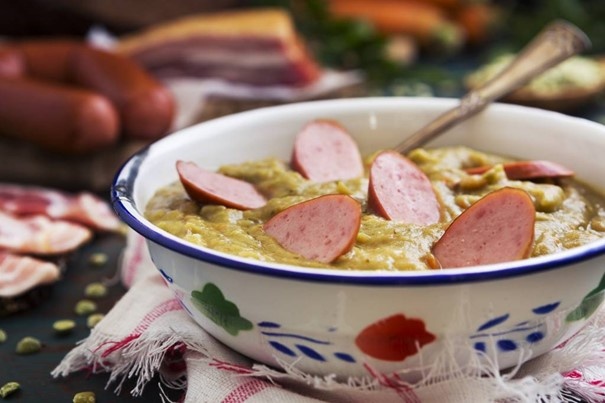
355,314,436,361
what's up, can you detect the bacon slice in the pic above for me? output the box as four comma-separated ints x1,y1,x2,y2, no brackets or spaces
0,211,92,255
116,9,322,87
0,183,121,232
0,252,61,297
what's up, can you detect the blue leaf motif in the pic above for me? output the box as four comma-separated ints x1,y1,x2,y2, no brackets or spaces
532,302,560,315
477,313,509,332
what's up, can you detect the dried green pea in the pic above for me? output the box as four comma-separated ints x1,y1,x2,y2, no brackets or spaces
0,329,6,343
72,391,96,403
87,313,105,329
16,336,41,355
75,299,97,316
88,252,108,267
53,319,76,334
591,216,605,232
0,382,20,398
84,282,107,299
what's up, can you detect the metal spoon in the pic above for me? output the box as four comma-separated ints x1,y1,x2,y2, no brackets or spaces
393,20,591,154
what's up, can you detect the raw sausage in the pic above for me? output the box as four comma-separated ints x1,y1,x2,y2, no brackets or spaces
1,40,175,143
465,160,574,180
70,45,175,140
432,187,535,268
291,119,364,182
0,47,24,78
263,194,361,263
176,160,267,210
0,78,119,154
368,150,440,225
17,40,76,82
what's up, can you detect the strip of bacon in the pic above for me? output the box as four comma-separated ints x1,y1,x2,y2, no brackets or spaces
0,183,121,232
0,251,61,297
0,211,92,255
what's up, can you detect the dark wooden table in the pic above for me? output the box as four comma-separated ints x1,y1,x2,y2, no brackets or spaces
0,232,180,402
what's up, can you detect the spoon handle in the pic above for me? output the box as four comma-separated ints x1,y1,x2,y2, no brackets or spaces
393,20,591,154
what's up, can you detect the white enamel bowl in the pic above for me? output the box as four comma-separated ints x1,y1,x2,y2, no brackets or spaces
112,98,605,380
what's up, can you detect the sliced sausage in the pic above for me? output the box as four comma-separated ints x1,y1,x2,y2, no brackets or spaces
70,46,175,140
0,78,120,154
0,47,25,78
432,187,535,268
176,160,267,210
263,194,361,263
291,119,364,182
465,160,574,180
368,150,440,225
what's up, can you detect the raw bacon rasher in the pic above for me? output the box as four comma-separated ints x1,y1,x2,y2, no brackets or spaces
0,183,121,231
0,252,61,297
0,211,92,255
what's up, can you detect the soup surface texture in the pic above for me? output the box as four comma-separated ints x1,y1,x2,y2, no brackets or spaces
145,146,605,270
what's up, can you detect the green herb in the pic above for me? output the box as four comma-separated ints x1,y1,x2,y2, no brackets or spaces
0,329,6,343
72,391,96,403
87,313,105,329
505,0,605,55
16,336,41,355
53,319,76,334
84,282,107,299
74,300,97,316
0,382,20,398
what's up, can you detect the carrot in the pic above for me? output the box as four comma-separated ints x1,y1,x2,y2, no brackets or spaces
455,2,503,46
328,0,464,52
413,0,474,11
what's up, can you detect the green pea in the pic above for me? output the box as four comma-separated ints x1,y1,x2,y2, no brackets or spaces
88,253,108,267
0,382,20,398
16,336,41,355
0,329,6,343
53,319,76,334
84,282,107,299
87,313,105,329
75,300,97,316
72,391,96,403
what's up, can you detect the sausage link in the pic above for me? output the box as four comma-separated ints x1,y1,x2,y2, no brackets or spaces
0,78,119,154
0,46,25,78
70,46,175,140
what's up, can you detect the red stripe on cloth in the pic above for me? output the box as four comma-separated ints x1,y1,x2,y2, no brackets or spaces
209,358,255,375
221,379,271,403
132,298,183,333
98,298,183,357
364,363,421,403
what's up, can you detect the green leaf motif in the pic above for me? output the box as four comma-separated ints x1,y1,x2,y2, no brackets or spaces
191,283,253,336
566,272,605,322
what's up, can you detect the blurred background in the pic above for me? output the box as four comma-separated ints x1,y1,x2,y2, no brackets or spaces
3,0,605,98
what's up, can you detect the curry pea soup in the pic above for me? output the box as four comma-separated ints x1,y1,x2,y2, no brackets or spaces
145,146,605,271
